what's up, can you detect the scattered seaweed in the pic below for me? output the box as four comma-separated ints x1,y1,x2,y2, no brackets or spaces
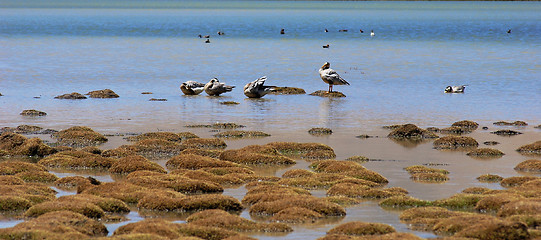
269,86,306,95
308,128,333,136
55,92,87,99
345,156,369,162
52,126,108,147
213,130,270,139
309,90,346,97
483,141,500,146
514,159,541,173
433,136,478,150
86,89,119,98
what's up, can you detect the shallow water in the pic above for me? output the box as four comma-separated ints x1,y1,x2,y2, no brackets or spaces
1,1,541,239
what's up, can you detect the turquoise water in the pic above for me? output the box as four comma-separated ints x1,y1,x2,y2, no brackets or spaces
1,1,540,134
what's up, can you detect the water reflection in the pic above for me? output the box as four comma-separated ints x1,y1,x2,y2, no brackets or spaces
317,97,346,128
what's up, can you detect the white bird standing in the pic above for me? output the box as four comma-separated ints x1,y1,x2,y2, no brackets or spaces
204,78,235,96
243,76,275,98
318,62,350,93
179,81,206,95
444,85,467,93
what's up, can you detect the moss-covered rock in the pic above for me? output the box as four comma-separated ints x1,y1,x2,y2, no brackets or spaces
309,90,346,97
187,209,292,232
213,130,270,139
466,148,505,158
52,126,108,147
327,221,396,236
477,173,504,183
516,141,541,155
491,129,523,136
308,128,333,136
109,155,166,174
86,89,119,98
0,133,56,157
39,150,115,169
451,120,479,130
433,136,479,150
387,124,438,140
181,138,227,149
20,109,47,116
514,159,541,173
269,86,306,95
493,121,528,126
55,92,87,99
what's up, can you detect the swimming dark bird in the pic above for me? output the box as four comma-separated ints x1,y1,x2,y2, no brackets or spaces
339,29,348,32
319,62,350,93
325,28,329,32
205,39,210,43
243,76,274,98
180,81,206,95
444,85,467,93
507,29,511,34
204,78,235,96
217,31,225,35
280,29,285,34
203,35,210,38
322,44,330,48
360,29,364,33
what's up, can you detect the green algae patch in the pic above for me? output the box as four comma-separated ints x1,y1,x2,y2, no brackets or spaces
466,148,505,158
308,127,333,136
20,109,47,116
327,221,396,236
55,92,87,99
213,130,270,139
516,141,541,156
39,150,115,169
265,142,336,160
52,126,108,147
309,90,346,97
86,89,119,98
0,133,56,157
379,195,432,209
0,211,108,238
109,155,166,174
514,159,541,173
167,153,240,170
126,170,223,194
137,193,242,213
181,138,227,149
387,124,438,140
187,209,292,232
269,86,306,95
477,173,504,183
433,135,479,150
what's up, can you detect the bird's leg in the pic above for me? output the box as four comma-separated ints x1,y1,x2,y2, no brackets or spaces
329,85,333,93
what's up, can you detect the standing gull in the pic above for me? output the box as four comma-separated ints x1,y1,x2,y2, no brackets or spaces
180,81,206,95
243,76,274,98
204,78,235,96
318,62,350,93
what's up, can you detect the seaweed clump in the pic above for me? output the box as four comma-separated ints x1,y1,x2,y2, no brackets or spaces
109,155,166,174
86,89,119,98
167,153,240,170
54,92,87,99
137,193,242,213
405,165,450,183
387,124,438,140
493,121,528,126
466,148,505,158
219,145,295,165
269,86,306,95
491,129,523,136
477,174,504,183
0,132,56,157
125,132,185,142
266,142,336,160
213,130,270,139
182,138,227,149
39,150,115,170
186,209,292,232
311,160,388,184
516,141,541,155
514,159,541,173
20,109,47,116
52,126,108,147
113,219,242,239
308,127,333,136
451,120,479,130
326,221,396,236
433,135,478,150
309,90,346,97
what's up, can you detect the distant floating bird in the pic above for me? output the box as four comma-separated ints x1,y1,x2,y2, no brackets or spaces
203,35,210,38
204,78,235,96
244,76,275,98
444,85,467,93
322,44,330,48
360,29,364,33
370,30,375,37
325,28,329,32
198,34,202,38
280,29,285,34
217,31,225,35
319,62,350,93
205,39,210,43
339,29,348,32
507,29,511,34
180,81,206,95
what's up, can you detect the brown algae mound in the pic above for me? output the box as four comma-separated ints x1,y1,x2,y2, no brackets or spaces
0,133,56,157
451,120,479,130
308,127,333,136
326,221,396,236
15,171,58,183
379,195,432,209
213,130,271,139
0,211,108,238
474,193,524,213
500,176,540,188
410,173,449,183
219,145,295,165
266,141,336,160
466,148,504,158
0,161,48,175
126,139,187,157
309,90,346,97
454,220,530,240
310,160,388,184
149,98,167,101
278,172,380,190
345,156,369,162
113,219,241,239
54,92,87,99
125,132,186,142
86,89,119,98
319,232,423,240
172,169,250,186
54,176,94,190
491,129,523,136
327,182,405,199
432,193,485,209
461,187,491,194
433,136,479,150
514,159,541,172
52,126,108,147
82,182,185,204
186,209,292,232
126,170,223,194
39,150,115,169
24,198,106,219
20,109,47,116
270,207,324,223
109,155,166,174
167,153,240,170
220,101,240,105
493,121,528,126
433,126,472,135
1,125,45,135
137,193,242,212
269,86,306,95
497,199,541,217
180,148,223,159
182,138,227,149
0,176,56,205
516,141,541,155
242,184,312,206
477,174,504,183
399,206,466,231
249,195,346,218
387,124,438,140
432,214,511,236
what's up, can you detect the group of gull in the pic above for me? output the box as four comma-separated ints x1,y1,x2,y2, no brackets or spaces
179,62,350,98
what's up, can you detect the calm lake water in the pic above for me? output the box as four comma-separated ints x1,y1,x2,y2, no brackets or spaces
1,1,540,239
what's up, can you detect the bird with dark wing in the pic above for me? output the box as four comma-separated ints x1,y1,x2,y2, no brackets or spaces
204,78,235,96
243,76,274,98
318,62,350,92
180,81,206,95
